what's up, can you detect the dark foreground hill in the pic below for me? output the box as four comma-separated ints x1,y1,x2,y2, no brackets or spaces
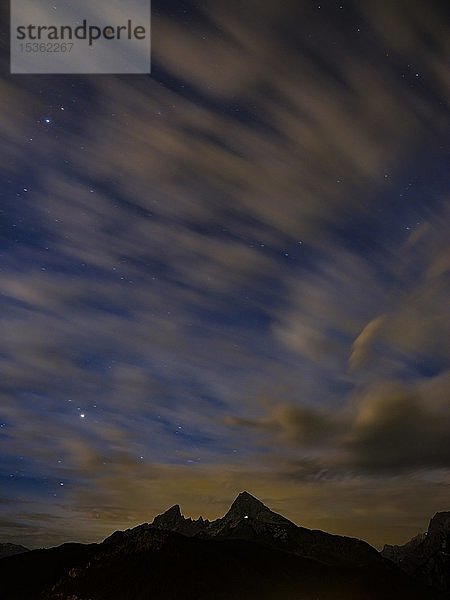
0,492,440,600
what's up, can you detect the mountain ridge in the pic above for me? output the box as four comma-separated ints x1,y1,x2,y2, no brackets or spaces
0,492,442,600
151,489,385,568
0,542,29,559
382,510,450,596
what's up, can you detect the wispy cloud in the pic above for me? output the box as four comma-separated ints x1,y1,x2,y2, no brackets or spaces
0,0,448,549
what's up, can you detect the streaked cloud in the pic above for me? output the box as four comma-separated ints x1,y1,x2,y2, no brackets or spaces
0,0,448,549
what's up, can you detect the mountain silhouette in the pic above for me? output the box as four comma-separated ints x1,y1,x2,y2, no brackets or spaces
0,492,441,599
382,511,450,597
0,542,29,559
152,490,390,568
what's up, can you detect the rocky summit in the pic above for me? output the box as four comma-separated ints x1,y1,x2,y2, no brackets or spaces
382,511,450,597
0,493,443,600
151,503,209,536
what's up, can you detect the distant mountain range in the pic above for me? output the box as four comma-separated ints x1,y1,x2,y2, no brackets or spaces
0,542,29,559
0,491,446,599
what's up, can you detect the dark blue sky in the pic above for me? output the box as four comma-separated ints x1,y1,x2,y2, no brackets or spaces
0,0,449,549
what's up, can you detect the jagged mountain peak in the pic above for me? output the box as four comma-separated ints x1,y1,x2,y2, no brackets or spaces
151,503,209,536
151,491,294,538
229,491,265,512
225,490,274,520
381,509,450,596
164,504,182,517
429,510,450,533
151,504,184,529
221,491,294,527
234,490,263,504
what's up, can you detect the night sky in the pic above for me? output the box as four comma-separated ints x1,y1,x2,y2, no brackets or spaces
1,0,449,550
